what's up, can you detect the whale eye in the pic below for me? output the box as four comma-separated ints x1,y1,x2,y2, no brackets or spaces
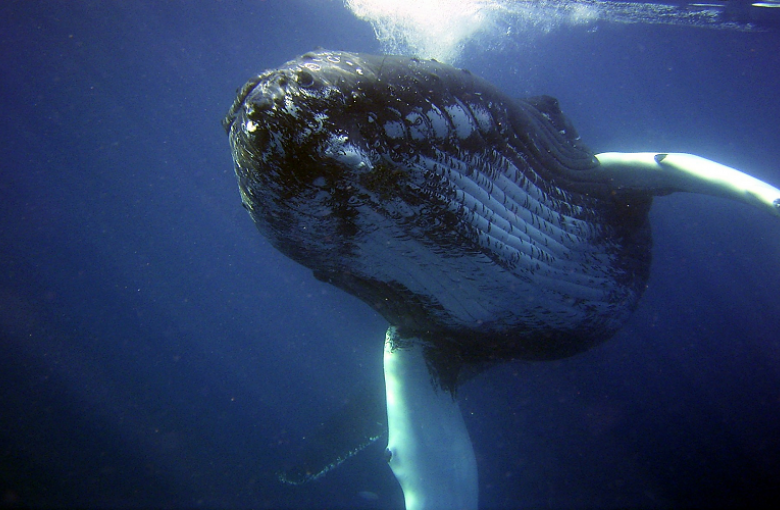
297,70,316,89
384,448,393,463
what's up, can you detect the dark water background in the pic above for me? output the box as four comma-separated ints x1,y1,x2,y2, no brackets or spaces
2,1,780,508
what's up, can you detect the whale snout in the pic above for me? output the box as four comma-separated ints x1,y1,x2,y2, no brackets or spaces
223,70,296,135
245,92,274,115
244,75,288,115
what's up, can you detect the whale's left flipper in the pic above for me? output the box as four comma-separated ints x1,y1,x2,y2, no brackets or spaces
595,152,780,217
384,328,478,510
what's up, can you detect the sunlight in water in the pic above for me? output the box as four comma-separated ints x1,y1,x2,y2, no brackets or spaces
342,0,605,63
344,0,493,63
343,0,752,63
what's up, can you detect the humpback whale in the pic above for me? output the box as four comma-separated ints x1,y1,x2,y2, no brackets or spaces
223,49,780,509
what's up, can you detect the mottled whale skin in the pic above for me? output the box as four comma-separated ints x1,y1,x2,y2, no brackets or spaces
223,49,653,374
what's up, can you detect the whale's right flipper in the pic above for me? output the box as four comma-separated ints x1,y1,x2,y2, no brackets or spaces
595,152,780,217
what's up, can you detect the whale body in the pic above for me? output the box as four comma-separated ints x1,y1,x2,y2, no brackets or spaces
223,50,780,509
223,50,655,379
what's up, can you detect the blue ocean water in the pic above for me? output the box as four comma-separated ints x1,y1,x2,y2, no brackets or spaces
1,1,779,508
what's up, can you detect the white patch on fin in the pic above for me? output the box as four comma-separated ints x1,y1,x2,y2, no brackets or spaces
383,327,478,510
595,152,780,217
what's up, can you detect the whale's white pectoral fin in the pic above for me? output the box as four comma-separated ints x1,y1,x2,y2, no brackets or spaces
595,152,780,218
383,328,478,510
